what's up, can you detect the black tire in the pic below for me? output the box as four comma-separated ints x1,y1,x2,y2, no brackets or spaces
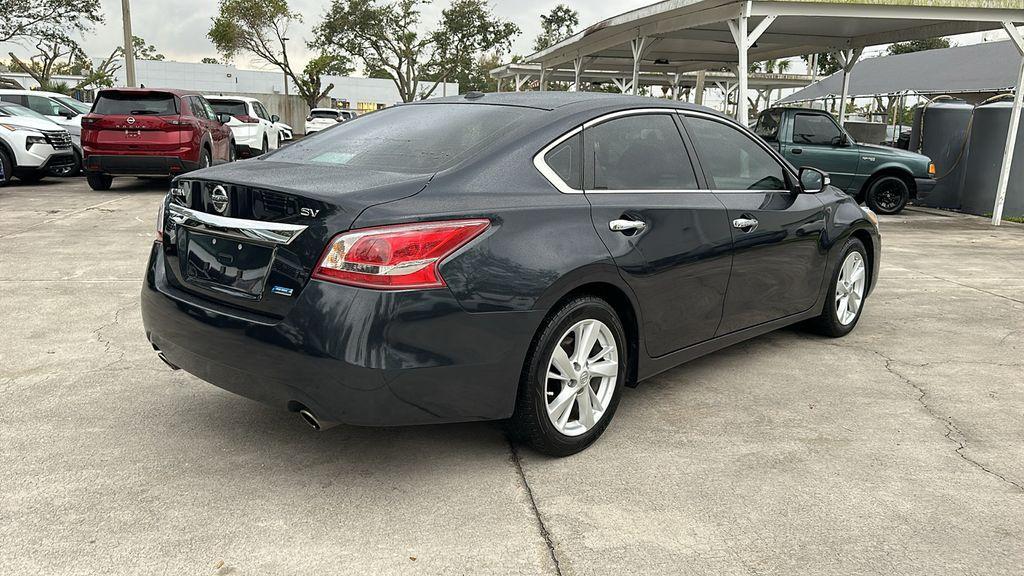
864,175,910,215
200,148,212,169
807,238,868,338
260,137,269,155
228,142,236,162
509,296,627,457
86,172,113,191
0,149,12,187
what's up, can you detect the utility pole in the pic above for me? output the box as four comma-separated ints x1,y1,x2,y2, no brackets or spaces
282,37,290,95
121,0,136,87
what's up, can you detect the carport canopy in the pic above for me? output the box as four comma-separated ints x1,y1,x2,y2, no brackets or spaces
518,0,1024,224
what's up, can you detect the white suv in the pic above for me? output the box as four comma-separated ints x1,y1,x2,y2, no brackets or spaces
305,108,358,134
0,101,75,185
0,89,90,174
205,95,284,157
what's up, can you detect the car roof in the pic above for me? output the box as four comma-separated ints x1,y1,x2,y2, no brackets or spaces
0,88,67,98
96,87,194,96
411,91,717,113
205,95,258,103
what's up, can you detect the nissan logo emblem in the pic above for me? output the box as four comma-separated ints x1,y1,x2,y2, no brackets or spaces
126,116,135,124
211,185,230,214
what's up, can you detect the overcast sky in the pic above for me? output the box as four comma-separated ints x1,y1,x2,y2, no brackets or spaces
4,0,1011,74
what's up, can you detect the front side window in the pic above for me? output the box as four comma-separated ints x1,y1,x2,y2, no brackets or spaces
27,95,62,116
584,114,698,191
253,102,270,121
686,116,788,191
793,113,843,145
755,109,783,142
188,97,208,119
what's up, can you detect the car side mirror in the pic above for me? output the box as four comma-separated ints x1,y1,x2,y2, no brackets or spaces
271,114,280,123
215,112,232,124
799,166,830,193
832,133,850,147
60,109,77,119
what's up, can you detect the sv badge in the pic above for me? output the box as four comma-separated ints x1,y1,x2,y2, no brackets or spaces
300,207,320,218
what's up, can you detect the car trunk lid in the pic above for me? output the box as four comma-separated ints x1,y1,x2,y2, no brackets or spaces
160,160,432,318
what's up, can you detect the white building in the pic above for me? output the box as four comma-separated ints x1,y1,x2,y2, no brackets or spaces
99,59,459,112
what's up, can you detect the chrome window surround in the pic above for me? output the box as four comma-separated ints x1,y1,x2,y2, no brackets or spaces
167,203,308,245
533,107,797,196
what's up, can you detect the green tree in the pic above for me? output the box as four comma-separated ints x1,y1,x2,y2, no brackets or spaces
0,0,102,43
208,0,352,108
533,4,578,52
132,36,165,61
200,57,220,65
887,37,951,56
316,0,519,102
9,35,120,93
801,52,841,77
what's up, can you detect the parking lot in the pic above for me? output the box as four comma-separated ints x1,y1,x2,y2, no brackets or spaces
1,177,1022,575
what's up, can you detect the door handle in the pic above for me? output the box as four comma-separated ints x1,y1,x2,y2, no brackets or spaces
609,219,646,233
732,217,758,231
791,148,803,154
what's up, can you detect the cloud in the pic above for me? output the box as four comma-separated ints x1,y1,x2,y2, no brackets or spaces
73,0,655,67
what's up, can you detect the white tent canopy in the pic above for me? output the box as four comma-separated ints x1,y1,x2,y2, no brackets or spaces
513,0,1024,225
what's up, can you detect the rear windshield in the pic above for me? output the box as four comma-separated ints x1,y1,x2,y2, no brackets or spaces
209,100,247,117
310,110,339,119
93,92,178,116
271,104,538,173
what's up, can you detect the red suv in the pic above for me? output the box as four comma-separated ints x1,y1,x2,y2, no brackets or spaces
81,88,235,190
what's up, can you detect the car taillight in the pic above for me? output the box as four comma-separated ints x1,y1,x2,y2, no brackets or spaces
156,199,166,242
81,117,98,126
313,219,490,290
235,115,259,123
167,118,190,126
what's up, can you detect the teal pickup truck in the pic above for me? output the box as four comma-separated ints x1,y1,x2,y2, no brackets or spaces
754,107,936,214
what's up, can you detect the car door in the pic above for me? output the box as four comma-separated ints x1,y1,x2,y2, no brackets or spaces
782,112,861,193
682,113,828,335
253,101,278,148
197,96,229,162
571,110,733,357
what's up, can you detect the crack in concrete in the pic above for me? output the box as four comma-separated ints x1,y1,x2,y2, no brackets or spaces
900,267,1024,306
90,302,133,371
508,441,564,576
804,335,1024,493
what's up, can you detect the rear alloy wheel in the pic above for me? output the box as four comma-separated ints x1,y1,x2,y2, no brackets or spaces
86,173,113,191
510,296,626,456
808,238,868,337
865,175,909,215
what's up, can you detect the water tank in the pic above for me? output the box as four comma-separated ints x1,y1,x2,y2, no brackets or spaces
961,100,1024,219
909,100,974,209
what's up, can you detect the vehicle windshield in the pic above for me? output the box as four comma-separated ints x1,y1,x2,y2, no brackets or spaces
209,100,248,117
0,101,52,121
93,91,178,115
310,110,340,119
54,96,91,115
272,103,539,174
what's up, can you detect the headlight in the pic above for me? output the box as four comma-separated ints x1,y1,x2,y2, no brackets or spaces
26,135,47,150
861,206,879,227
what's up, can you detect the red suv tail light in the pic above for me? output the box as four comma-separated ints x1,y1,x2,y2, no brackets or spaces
313,219,490,290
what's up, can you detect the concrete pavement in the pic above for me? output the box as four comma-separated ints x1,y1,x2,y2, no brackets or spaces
1,177,1022,575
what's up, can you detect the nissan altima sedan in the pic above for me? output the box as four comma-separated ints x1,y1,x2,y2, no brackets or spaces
142,92,880,456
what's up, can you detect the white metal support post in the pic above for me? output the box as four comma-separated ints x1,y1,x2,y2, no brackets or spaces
993,22,1024,226
630,36,648,95
834,48,863,125
539,66,547,91
572,57,584,92
695,70,706,106
729,14,777,123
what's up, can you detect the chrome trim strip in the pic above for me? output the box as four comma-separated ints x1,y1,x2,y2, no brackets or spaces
167,203,307,245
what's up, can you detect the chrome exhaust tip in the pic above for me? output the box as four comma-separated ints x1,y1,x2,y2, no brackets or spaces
298,409,338,431
157,352,180,371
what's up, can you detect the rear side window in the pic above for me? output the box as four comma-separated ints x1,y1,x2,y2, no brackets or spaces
584,114,698,190
793,113,842,145
271,103,539,174
210,100,247,117
686,116,788,191
544,133,582,189
755,110,783,142
93,92,178,115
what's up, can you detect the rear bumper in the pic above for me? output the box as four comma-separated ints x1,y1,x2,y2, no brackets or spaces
84,154,200,176
141,243,542,426
914,177,936,199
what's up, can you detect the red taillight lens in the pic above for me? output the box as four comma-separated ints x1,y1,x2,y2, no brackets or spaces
235,115,259,124
313,219,490,290
81,116,98,126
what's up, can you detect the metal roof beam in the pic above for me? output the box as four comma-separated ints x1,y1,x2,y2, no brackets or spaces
750,1,1023,23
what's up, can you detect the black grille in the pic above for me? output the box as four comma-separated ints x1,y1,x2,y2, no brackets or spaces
41,130,72,150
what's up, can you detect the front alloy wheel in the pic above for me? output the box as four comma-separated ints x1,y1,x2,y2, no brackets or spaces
835,251,866,325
